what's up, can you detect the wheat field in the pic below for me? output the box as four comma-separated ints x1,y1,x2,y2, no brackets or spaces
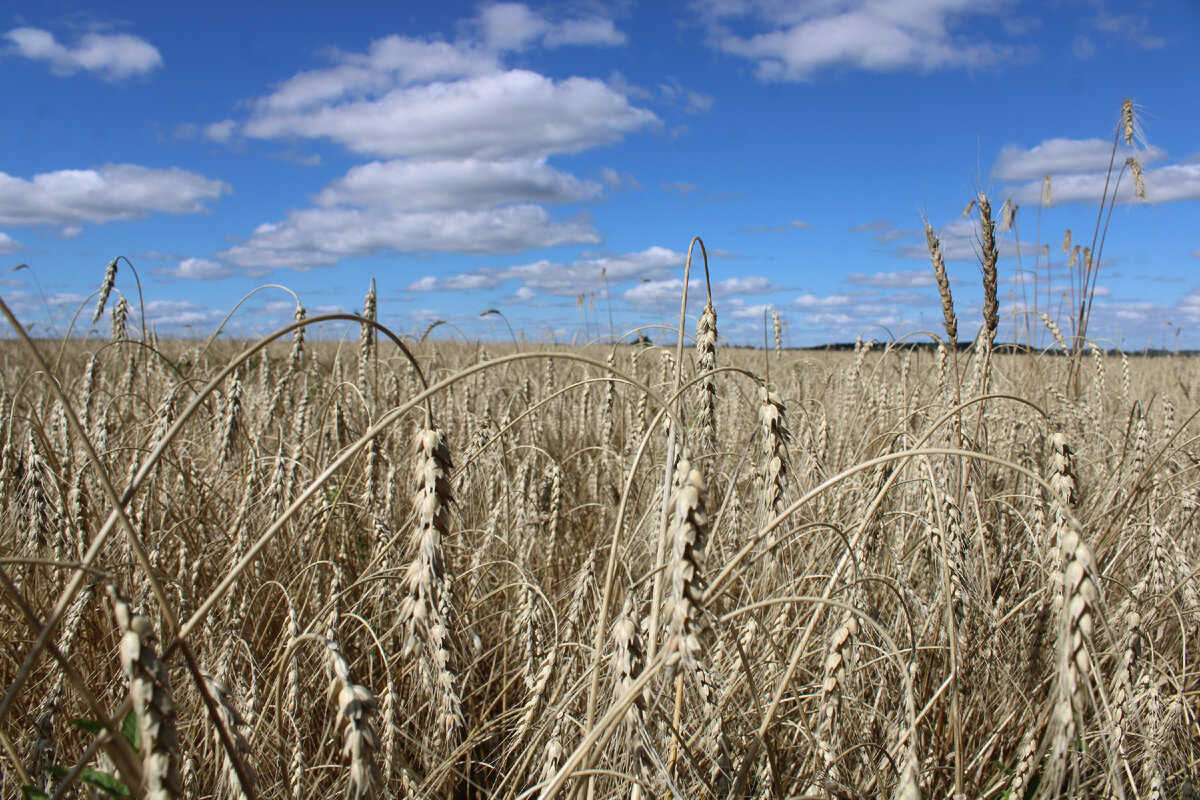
1,256,1198,800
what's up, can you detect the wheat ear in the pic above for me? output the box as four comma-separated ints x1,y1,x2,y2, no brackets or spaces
109,585,182,800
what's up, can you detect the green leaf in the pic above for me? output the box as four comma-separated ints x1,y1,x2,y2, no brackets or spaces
70,717,104,735
21,787,48,800
43,766,68,778
79,768,131,798
121,710,140,751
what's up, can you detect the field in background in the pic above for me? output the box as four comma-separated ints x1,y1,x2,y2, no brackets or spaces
1,303,1198,799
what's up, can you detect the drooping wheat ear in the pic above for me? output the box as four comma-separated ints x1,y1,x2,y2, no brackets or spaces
1040,312,1067,352
78,354,98,434
1142,673,1167,800
664,452,730,787
359,280,376,399
515,589,557,752
961,199,976,218
93,257,119,324
399,427,463,746
1007,729,1040,799
1109,607,1142,760
1131,403,1149,481
999,197,1017,232
1091,343,1106,410
602,347,617,446
1126,157,1146,201
757,385,790,572
111,293,130,342
978,194,999,347
218,370,244,468
1042,174,1053,207
612,595,651,799
108,585,182,800
1047,427,1076,591
925,220,957,349
695,299,718,451
1045,428,1099,792
1120,351,1131,407
325,639,384,800
815,611,859,781
21,429,54,559
201,671,256,800
544,466,563,572
772,309,782,356
1161,395,1175,442
539,708,569,796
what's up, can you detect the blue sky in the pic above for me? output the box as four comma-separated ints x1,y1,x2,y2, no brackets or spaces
3,0,1198,348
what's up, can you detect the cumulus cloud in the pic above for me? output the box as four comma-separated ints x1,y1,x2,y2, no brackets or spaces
993,136,1200,206
993,138,1166,182
4,27,162,80
313,159,601,211
845,270,935,289
152,257,269,280
697,0,1010,82
143,299,224,330
793,292,858,308
598,167,641,191
203,120,238,144
205,7,653,271
246,70,656,160
0,232,22,254
474,3,628,49
622,275,776,305
0,164,228,230
219,204,599,270
409,246,686,295
1007,162,1200,206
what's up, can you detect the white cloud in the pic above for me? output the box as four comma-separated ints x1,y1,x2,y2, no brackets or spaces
314,159,601,211
0,233,22,254
993,138,1166,182
4,27,162,80
473,3,627,49
246,69,655,160
698,0,1010,81
154,257,257,280
219,204,599,270
409,246,686,295
623,275,776,305
845,270,935,289
0,164,229,230
476,3,551,50
793,292,858,308
598,167,641,191
210,8,652,271
203,120,237,144
143,299,224,329
1006,162,1200,206
544,16,627,48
